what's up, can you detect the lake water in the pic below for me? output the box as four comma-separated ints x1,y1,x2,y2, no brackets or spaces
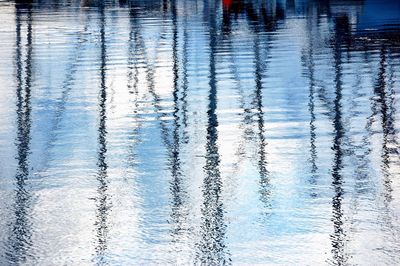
0,0,400,265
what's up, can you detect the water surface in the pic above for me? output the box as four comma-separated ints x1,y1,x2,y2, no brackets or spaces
0,0,400,265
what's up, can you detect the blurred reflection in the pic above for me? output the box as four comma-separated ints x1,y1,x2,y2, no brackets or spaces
135,14,173,151
196,4,229,264
329,15,350,266
302,16,318,195
94,4,111,264
368,46,400,248
169,0,191,249
222,0,283,34
180,4,190,143
0,0,400,265
253,32,270,211
6,3,34,264
126,6,142,167
374,46,396,203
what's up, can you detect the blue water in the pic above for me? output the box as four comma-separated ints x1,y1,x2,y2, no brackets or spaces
0,0,400,265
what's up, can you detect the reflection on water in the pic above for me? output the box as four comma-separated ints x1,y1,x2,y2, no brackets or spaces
5,4,34,264
0,0,400,264
196,3,228,263
94,3,110,264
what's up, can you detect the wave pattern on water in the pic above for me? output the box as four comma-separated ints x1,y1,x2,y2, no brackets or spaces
0,0,400,265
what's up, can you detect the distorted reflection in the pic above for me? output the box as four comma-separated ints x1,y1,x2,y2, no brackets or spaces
6,3,34,264
329,15,347,265
168,0,191,255
0,0,399,265
94,3,111,264
196,3,229,264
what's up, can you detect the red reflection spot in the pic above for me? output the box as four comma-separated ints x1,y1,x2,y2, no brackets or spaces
222,0,233,9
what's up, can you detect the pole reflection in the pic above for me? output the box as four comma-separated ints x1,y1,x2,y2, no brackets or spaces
180,1,190,143
196,2,229,264
168,0,191,253
125,5,143,168
7,3,34,264
0,0,400,264
374,46,396,203
94,4,111,264
302,14,318,196
223,26,248,178
253,30,270,212
329,15,350,266
373,46,399,254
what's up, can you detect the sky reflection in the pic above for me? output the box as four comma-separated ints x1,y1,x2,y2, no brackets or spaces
0,0,400,265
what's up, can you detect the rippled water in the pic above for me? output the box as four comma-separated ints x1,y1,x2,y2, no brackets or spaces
0,0,400,265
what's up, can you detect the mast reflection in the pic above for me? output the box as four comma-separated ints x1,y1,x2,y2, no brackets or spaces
370,46,399,248
374,46,396,203
7,2,34,264
168,0,190,250
126,6,142,167
94,4,110,264
329,15,350,266
196,2,229,264
253,31,270,211
302,15,318,195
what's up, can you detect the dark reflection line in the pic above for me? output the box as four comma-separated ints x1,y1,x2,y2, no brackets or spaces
379,49,400,259
314,41,336,122
127,8,139,96
6,4,34,264
128,2,194,258
144,62,173,152
163,0,168,15
375,46,396,203
223,13,260,178
94,5,110,265
361,44,400,261
373,46,399,240
224,18,270,181
312,56,335,123
127,3,181,147
302,17,318,194
169,0,190,249
386,51,400,159
317,15,353,124
125,6,143,168
316,83,335,122
202,0,209,24
253,31,270,212
339,49,377,250
196,3,229,264
329,16,348,266
128,2,193,255
349,43,400,254
180,2,189,143
347,44,395,214
170,0,183,217
128,0,192,244
131,9,176,155
376,46,391,189
365,45,398,205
